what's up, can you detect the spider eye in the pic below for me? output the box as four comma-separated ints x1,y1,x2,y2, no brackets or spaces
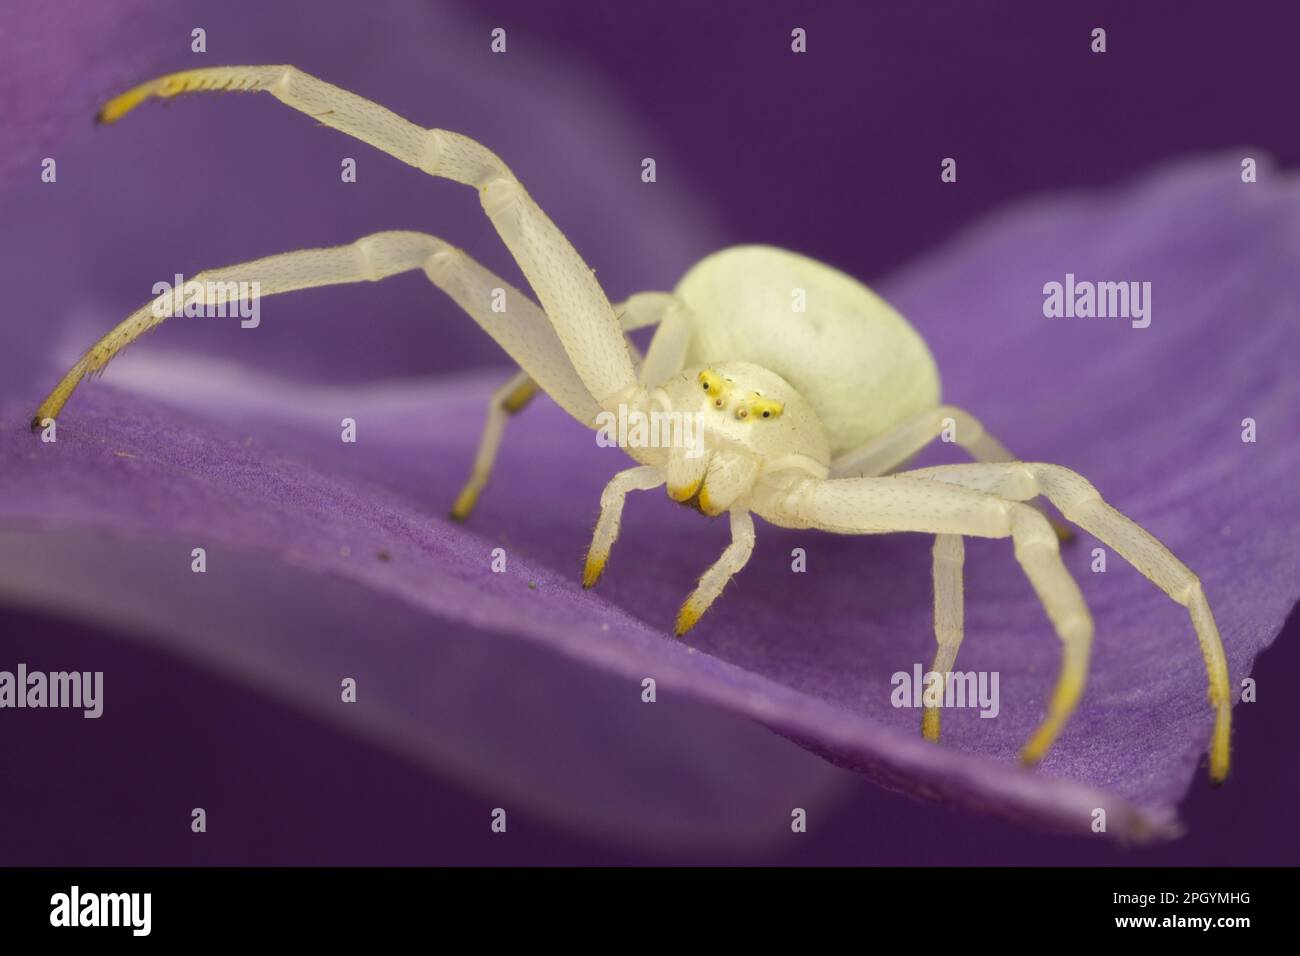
748,395,785,421
697,369,730,404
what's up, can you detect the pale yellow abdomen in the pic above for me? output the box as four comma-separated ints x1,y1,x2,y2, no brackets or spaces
676,245,941,458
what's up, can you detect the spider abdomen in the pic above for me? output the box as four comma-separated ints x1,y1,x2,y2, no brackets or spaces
675,245,941,457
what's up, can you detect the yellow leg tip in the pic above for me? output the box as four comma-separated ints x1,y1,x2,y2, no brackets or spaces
921,707,941,742
582,553,607,589
1209,707,1231,784
502,381,538,414
674,599,704,637
96,81,158,125
1019,720,1060,767
449,483,482,522
96,69,240,125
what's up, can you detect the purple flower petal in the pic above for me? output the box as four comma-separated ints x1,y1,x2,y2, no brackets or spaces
3,0,1298,849
0,0,178,188
2,154,1296,845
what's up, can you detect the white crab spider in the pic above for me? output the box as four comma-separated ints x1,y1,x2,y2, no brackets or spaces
32,65,1232,781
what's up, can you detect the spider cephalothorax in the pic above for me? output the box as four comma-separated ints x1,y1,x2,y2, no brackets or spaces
649,364,825,517
32,66,1233,783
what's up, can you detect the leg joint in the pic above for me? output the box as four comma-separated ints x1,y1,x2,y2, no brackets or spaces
481,177,525,217
1008,503,1059,555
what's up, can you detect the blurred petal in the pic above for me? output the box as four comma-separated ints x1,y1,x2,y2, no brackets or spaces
0,0,177,188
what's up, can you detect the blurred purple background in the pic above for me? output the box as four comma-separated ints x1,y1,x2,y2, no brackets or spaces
1,0,1297,864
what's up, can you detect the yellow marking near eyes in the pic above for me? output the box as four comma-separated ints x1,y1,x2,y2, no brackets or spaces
697,368,732,407
734,393,784,422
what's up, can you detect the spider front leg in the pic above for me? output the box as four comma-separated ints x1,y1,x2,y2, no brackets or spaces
583,466,665,588
31,230,605,432
583,471,756,638
675,510,756,636
904,461,1233,782
96,65,641,411
756,473,1094,769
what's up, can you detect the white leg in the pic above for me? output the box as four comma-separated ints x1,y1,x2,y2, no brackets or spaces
639,306,693,388
450,294,684,519
924,534,966,742
902,460,1232,782
830,405,1015,478
757,474,1093,767
469,290,686,404
97,65,641,409
616,292,678,332
613,293,686,382
612,292,690,384
675,509,757,636
831,405,1074,540
450,370,537,521
583,465,665,588
33,231,602,429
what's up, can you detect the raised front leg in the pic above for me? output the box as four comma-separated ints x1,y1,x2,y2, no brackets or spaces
32,231,600,430
96,65,642,411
